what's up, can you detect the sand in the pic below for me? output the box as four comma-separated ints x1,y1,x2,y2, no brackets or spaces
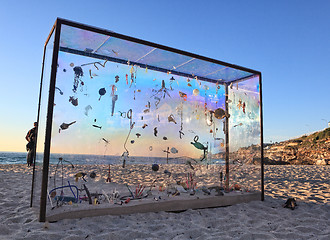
0,164,329,240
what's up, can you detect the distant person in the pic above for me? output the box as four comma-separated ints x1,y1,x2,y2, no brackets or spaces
25,122,37,167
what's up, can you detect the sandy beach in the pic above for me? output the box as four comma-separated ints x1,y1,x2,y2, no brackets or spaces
0,164,329,240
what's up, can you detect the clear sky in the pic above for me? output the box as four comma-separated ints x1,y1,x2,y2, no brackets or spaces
0,0,329,152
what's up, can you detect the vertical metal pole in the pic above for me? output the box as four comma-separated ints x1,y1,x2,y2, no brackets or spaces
259,74,265,201
39,20,62,222
30,44,47,208
225,84,230,191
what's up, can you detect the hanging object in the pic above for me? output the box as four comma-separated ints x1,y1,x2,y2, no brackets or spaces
151,80,171,99
73,66,83,93
214,108,230,119
190,135,208,161
168,114,177,124
115,75,119,83
154,127,158,137
136,133,141,138
59,121,76,132
69,96,78,106
179,91,187,101
84,105,92,116
170,147,178,154
55,87,63,95
193,89,199,96
111,95,118,116
98,88,106,101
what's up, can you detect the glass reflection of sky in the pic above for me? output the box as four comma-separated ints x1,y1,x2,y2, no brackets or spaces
53,51,231,159
229,77,261,151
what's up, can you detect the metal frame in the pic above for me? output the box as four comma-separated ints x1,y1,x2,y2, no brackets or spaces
39,19,62,222
36,18,264,222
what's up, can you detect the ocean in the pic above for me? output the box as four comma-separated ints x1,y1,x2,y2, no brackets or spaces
0,151,225,166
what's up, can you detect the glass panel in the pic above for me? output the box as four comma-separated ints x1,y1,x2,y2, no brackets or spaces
228,76,261,192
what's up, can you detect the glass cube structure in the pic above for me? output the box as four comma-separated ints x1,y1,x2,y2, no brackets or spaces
31,18,264,222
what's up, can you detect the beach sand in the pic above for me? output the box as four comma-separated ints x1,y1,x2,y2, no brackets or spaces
0,164,329,239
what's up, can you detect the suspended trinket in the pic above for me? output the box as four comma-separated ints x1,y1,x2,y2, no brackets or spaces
69,96,78,106
187,83,192,87
115,75,119,83
193,89,199,96
168,114,177,124
84,105,92,116
242,102,246,114
170,147,178,154
59,121,76,132
154,127,158,137
136,133,141,138
130,140,135,144
111,95,118,116
70,63,74,67
55,87,63,95
178,91,187,101
190,135,208,161
149,146,153,151
237,99,243,110
214,108,230,119
163,136,168,140
98,88,106,101
142,124,148,129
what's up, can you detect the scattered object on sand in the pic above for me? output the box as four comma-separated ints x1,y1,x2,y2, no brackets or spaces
283,198,297,210
90,172,96,179
74,172,87,182
164,169,171,177
152,164,159,172
106,165,111,182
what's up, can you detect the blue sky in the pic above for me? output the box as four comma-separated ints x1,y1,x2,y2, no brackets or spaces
0,0,329,152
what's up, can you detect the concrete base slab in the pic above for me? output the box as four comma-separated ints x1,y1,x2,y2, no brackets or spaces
46,191,261,222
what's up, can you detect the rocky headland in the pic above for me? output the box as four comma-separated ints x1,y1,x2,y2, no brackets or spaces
222,128,330,165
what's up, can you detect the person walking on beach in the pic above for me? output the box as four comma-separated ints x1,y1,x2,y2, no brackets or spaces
25,122,37,167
